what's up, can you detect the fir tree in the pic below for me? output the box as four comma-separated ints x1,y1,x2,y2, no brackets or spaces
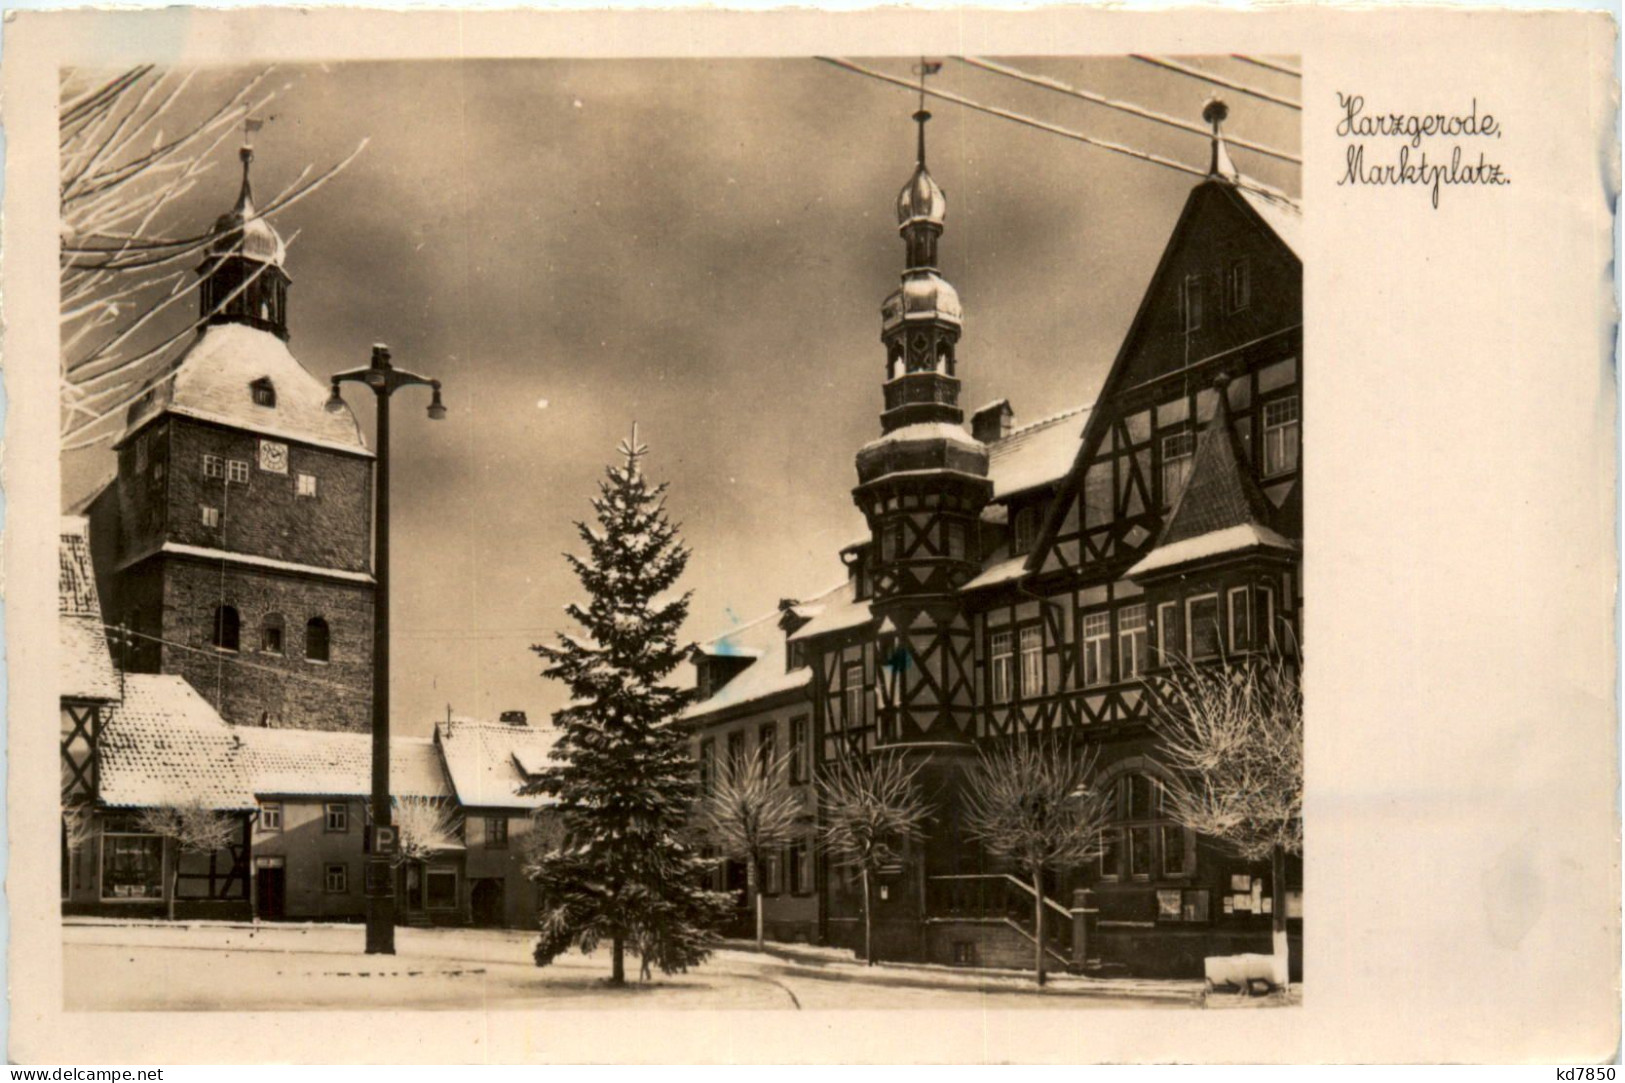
524,426,732,985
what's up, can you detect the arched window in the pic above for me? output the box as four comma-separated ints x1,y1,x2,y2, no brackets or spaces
305,617,330,663
211,606,240,652
260,613,285,656
250,378,276,408
1098,770,1195,883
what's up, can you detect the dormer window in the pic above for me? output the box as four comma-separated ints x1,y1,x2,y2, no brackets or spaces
251,378,276,408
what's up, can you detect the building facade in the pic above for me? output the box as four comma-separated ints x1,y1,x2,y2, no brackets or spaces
689,102,1303,977
85,145,376,733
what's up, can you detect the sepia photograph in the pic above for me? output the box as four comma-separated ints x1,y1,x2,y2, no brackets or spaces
55,55,1303,1013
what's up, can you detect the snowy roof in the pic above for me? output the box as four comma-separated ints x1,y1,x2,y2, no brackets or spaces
119,541,374,585
122,323,372,457
237,728,451,800
685,582,845,721
985,406,1091,500
1127,523,1297,579
60,518,119,701
786,578,877,643
435,720,558,810
858,421,984,456
98,675,259,810
959,554,1028,593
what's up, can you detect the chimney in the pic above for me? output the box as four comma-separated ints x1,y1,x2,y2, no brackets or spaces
972,400,1015,443
499,710,528,727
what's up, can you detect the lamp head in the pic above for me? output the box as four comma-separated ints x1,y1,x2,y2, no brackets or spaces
427,382,446,421
324,380,346,414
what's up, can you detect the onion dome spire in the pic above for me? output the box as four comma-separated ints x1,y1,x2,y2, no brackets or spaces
198,127,293,340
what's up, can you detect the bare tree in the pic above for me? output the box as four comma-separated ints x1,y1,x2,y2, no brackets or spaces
137,799,238,921
962,737,1110,985
815,750,931,967
391,795,463,866
1151,646,1303,985
62,804,97,856
59,66,366,453
696,750,802,951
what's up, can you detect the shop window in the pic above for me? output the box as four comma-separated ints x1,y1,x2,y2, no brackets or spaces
426,867,458,910
1082,612,1110,687
305,617,330,663
1186,594,1221,660
1118,603,1147,679
101,833,164,900
989,631,1014,704
211,605,240,652
1263,395,1300,476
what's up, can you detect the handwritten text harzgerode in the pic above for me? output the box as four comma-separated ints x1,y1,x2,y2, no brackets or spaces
1336,93,1510,208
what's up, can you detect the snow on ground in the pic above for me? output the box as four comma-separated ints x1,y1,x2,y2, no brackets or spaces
61,921,1248,1012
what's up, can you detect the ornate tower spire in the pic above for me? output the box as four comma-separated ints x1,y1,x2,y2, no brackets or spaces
878,60,963,435
197,127,292,340
852,64,990,749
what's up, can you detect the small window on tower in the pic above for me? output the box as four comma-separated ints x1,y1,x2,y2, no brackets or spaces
261,613,285,656
305,617,331,663
203,454,224,479
200,505,220,529
211,605,240,652
251,379,276,408
226,460,250,484
297,473,318,498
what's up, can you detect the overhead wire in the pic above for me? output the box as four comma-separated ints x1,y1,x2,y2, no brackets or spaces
818,57,1299,208
957,56,1301,166
1128,55,1301,111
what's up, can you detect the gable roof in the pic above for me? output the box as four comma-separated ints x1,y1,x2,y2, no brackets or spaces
1127,390,1297,579
60,517,119,702
122,323,372,457
1028,175,1301,576
97,675,259,810
236,727,451,800
435,719,557,810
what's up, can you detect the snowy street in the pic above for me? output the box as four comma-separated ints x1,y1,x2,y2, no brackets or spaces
64,921,1208,1011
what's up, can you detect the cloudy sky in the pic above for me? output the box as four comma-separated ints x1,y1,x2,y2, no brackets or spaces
64,57,1300,736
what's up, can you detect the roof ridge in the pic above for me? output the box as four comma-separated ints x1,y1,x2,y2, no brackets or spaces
996,403,1091,444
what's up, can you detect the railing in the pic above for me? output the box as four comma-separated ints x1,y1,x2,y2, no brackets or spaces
926,873,1073,962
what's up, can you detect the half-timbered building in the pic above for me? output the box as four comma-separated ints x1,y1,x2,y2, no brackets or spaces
705,99,1303,976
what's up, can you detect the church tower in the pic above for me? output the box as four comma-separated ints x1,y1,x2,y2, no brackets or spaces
89,140,376,732
853,100,989,747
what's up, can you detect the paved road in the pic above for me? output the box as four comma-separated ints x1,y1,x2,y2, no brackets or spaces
64,923,1189,1012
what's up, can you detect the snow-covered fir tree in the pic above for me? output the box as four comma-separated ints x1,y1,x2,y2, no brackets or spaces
523,427,732,985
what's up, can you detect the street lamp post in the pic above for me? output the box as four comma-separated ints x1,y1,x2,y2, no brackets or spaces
327,343,446,955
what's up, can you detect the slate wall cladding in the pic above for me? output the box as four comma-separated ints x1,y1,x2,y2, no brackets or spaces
161,416,373,573
156,557,373,731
